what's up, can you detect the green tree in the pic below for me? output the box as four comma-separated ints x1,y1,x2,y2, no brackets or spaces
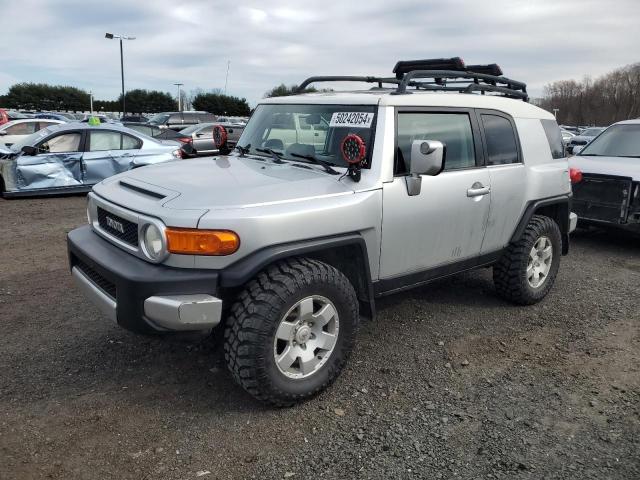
191,93,250,116
3,83,90,111
117,89,177,114
264,84,317,98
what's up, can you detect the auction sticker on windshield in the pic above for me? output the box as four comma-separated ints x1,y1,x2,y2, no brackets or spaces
329,112,374,128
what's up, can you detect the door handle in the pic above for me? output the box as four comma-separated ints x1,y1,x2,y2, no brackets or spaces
467,184,491,197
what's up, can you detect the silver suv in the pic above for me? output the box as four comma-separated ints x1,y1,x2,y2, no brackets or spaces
68,58,577,406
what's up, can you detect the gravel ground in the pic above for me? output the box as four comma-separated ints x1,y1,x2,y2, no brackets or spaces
0,195,638,480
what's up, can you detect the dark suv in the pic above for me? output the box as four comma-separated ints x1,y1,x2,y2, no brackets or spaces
148,111,217,131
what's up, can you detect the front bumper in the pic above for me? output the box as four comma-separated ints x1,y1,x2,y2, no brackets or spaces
68,225,222,334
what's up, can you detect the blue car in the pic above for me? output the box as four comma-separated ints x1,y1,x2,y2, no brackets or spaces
34,112,73,121
0,122,184,197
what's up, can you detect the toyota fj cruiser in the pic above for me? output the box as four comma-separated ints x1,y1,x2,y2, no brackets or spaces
68,58,577,406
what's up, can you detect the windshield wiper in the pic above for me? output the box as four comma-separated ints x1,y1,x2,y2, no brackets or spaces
234,143,251,156
290,153,339,175
255,147,286,164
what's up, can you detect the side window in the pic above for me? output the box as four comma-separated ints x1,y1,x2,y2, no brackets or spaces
121,134,142,150
182,113,197,124
39,132,82,153
6,122,38,135
396,112,476,174
168,114,183,124
540,119,564,159
38,122,58,129
481,114,520,165
89,131,121,151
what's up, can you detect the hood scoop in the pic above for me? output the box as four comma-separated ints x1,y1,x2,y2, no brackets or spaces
119,179,169,200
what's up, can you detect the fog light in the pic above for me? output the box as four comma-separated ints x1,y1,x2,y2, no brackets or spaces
142,224,164,260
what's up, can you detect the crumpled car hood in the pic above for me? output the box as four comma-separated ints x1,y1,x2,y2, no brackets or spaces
569,155,640,181
95,155,354,211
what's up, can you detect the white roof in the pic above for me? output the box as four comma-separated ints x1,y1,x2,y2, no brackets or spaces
260,90,554,120
615,118,640,125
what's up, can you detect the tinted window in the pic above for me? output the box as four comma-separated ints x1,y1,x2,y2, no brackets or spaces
89,131,121,151
481,114,519,165
5,122,38,135
121,134,141,150
89,131,142,151
168,114,183,123
198,113,216,122
541,119,565,159
396,113,476,173
40,132,81,153
182,113,197,123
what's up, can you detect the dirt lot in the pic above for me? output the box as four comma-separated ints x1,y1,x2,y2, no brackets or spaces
0,195,638,480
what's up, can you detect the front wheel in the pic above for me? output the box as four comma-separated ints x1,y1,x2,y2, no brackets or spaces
224,258,359,406
493,215,562,305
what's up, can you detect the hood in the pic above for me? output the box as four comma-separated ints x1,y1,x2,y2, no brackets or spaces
95,155,354,211
569,155,640,181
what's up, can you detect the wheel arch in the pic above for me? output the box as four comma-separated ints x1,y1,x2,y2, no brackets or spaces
219,234,376,319
510,195,571,255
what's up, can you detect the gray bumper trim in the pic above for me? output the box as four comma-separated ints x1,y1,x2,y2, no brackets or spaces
72,267,117,323
144,294,222,331
569,212,578,233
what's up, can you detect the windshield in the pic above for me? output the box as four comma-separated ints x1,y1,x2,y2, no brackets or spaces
236,104,377,168
580,124,640,157
582,128,603,136
148,113,170,125
9,126,55,152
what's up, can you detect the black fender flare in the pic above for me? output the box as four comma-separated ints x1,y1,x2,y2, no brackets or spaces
219,233,376,318
510,194,572,254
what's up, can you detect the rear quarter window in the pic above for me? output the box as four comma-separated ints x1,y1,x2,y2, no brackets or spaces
541,119,565,159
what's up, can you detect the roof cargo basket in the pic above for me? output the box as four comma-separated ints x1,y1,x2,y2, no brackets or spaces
393,57,465,79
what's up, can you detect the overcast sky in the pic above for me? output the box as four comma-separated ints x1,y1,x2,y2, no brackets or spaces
1,0,638,107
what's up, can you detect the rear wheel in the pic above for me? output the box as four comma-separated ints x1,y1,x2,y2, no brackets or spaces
493,215,561,305
224,258,359,406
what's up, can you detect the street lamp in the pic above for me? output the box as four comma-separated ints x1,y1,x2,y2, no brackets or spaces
174,83,184,112
553,108,559,119
105,33,136,115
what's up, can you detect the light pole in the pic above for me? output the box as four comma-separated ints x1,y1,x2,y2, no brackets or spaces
89,91,94,114
174,83,184,111
105,33,136,115
224,60,230,95
553,108,559,119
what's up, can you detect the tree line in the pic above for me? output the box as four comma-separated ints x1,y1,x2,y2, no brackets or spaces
537,63,640,126
0,83,250,115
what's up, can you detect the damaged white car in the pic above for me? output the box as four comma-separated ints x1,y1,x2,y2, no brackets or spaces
0,122,184,198
569,119,640,231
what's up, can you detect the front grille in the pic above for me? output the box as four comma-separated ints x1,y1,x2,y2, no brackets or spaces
97,207,138,246
573,174,632,223
75,259,117,299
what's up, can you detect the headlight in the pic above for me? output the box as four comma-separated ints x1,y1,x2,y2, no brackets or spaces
142,223,165,260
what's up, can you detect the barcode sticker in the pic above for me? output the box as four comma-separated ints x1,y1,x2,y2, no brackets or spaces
329,112,374,128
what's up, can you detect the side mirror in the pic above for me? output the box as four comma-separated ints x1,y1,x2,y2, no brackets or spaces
0,131,6,136
21,145,38,156
406,140,445,196
572,145,584,155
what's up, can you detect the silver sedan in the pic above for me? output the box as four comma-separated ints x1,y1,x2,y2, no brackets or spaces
0,122,183,197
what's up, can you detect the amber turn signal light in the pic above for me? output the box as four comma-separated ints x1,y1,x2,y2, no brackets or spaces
165,228,240,255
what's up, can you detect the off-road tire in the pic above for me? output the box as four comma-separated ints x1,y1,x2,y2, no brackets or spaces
224,257,359,406
493,215,561,305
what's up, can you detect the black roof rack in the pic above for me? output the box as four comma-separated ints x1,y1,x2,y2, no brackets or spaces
296,76,400,92
297,57,528,101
